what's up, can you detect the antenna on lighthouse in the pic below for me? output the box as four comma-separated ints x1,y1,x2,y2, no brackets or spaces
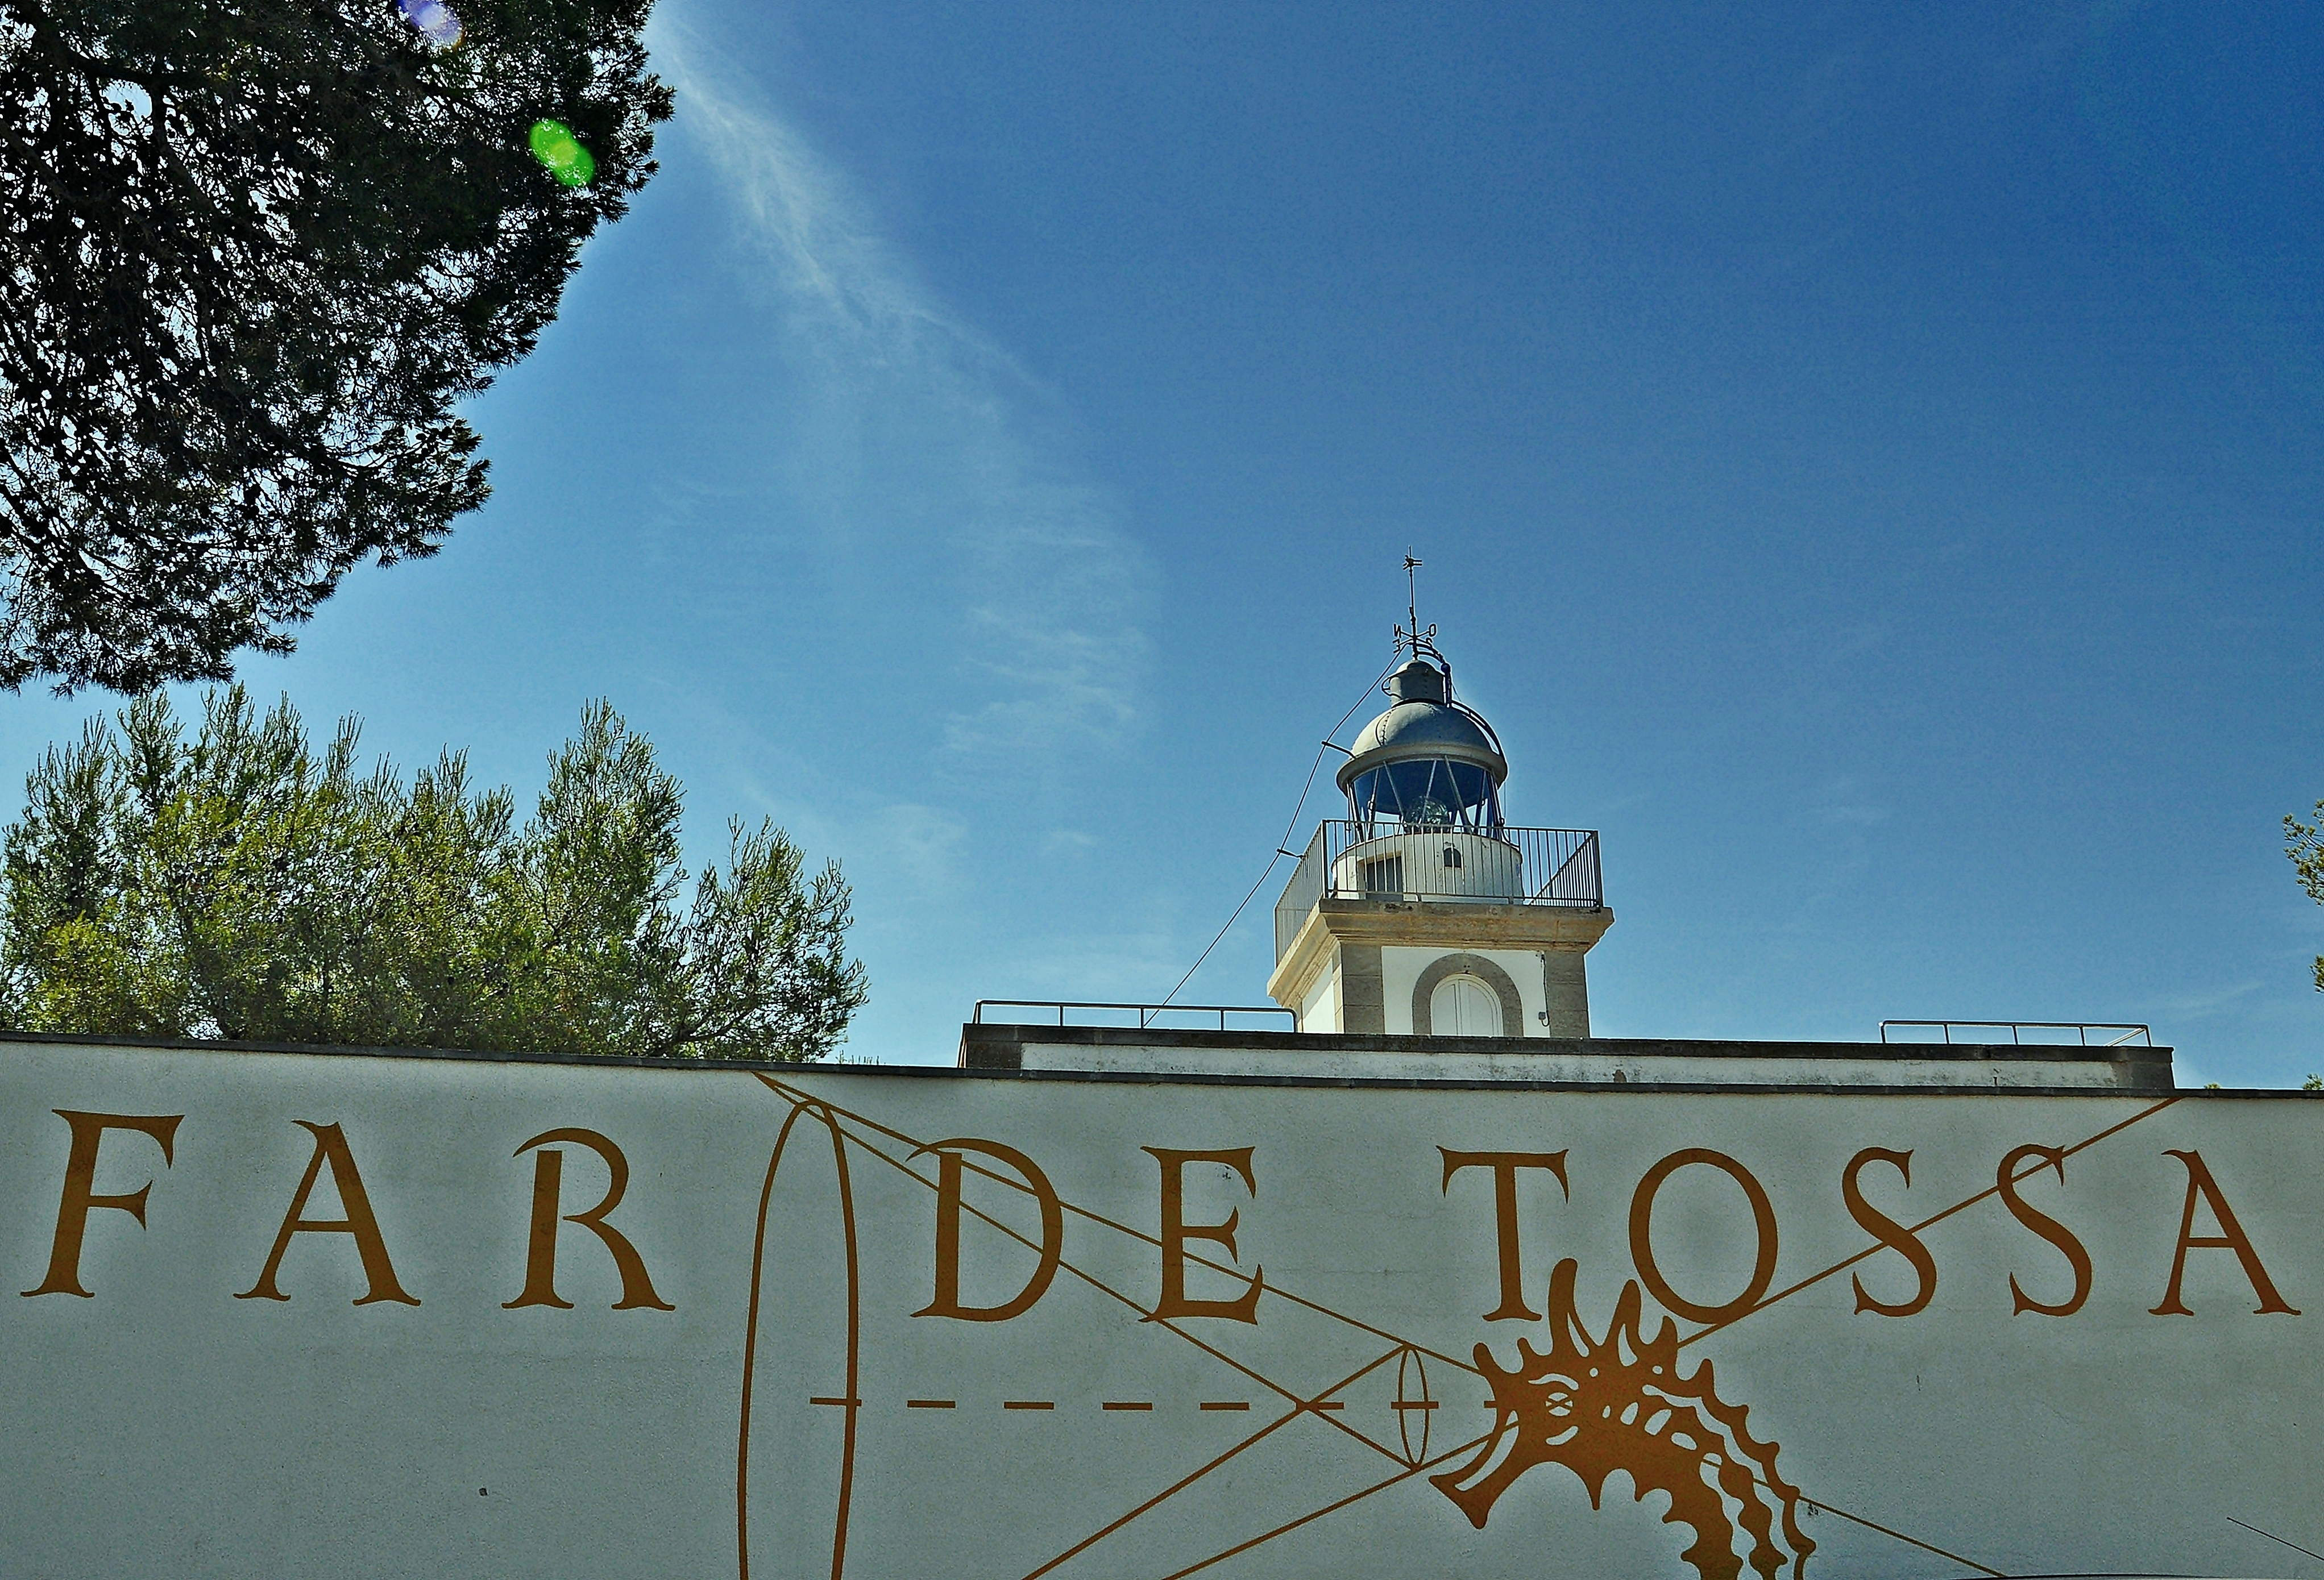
1394,550,1441,680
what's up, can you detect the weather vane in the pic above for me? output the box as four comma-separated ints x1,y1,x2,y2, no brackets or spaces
1396,550,1437,663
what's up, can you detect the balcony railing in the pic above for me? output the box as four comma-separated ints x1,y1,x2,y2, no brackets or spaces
973,1000,1297,1032
1274,820,1603,961
1879,1020,2153,1047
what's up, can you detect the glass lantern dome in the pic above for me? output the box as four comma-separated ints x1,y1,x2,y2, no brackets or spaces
1335,658,1508,834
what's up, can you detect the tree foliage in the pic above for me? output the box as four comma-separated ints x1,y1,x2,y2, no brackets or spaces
2289,800,2324,997
0,0,670,692
1,690,868,1059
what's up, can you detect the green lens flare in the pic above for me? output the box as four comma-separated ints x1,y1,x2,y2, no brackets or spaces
527,119,596,187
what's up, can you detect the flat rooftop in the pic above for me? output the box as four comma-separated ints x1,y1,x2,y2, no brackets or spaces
959,1022,2175,1093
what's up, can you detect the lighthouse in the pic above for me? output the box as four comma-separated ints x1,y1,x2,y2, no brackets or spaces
1266,638,1613,1037
961,581,2171,1091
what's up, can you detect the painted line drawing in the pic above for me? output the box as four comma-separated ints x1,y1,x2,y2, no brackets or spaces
734,1075,2180,1580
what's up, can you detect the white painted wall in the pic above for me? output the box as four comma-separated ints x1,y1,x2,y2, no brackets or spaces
1381,945,1547,1035
0,1038,2310,1579
1298,967,1340,1034
1014,1041,2147,1087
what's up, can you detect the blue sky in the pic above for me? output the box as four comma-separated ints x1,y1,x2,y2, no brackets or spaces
6,1,2321,1083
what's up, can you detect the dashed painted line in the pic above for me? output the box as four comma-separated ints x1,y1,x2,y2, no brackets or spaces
826,1395,1388,1413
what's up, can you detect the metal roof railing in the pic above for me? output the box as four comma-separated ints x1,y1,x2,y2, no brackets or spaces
1879,1020,2153,1047
972,1000,1296,1032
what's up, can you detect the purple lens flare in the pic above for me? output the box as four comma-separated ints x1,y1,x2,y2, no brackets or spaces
397,0,463,49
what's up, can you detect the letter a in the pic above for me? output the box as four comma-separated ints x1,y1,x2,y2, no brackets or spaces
2149,1150,2298,1316
236,1122,419,1305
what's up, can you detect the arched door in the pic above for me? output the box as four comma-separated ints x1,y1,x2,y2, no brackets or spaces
1429,974,1503,1037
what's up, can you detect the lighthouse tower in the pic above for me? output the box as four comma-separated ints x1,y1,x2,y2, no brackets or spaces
1266,638,1613,1037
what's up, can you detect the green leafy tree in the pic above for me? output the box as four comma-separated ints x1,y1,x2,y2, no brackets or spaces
2289,804,2324,1092
2289,801,2324,996
0,690,868,1059
0,0,670,692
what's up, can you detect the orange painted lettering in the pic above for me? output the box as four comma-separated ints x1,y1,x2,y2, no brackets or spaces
1995,1144,2093,1317
22,1111,182,1299
1144,1146,1263,1323
2149,1149,2297,1316
1439,1148,1570,1321
1841,1147,1936,1317
1628,1148,1778,1326
505,1129,671,1311
235,1122,418,1306
911,1137,1063,1321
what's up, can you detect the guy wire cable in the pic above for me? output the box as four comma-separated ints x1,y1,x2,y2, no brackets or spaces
1156,656,1401,1009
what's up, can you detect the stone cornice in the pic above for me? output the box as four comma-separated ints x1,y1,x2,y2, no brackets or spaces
1267,898,1615,1011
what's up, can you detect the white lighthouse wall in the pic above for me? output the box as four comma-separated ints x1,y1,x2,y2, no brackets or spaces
1381,946,1550,1036
1298,966,1341,1034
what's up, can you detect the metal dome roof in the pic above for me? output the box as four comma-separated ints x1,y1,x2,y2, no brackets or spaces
1335,696,1508,794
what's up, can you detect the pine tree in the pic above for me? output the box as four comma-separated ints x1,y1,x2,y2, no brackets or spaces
1,691,868,1059
0,0,670,691
2288,801,2324,997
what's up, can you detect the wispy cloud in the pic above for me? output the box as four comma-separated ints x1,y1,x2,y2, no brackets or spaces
657,25,1152,766
1815,775,1891,826
2155,979,2267,1019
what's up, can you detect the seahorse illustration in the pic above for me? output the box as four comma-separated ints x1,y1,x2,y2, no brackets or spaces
1432,1259,1813,1580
